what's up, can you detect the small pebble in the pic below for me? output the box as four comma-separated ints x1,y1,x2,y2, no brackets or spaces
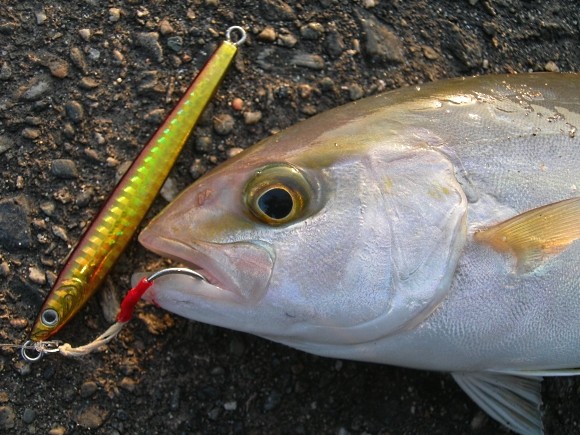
160,177,179,202
76,187,94,207
422,46,439,60
22,408,36,424
291,53,325,70
348,83,364,100
79,77,99,89
300,22,324,40
109,8,122,22
22,128,40,139
297,84,313,99
20,77,52,101
106,156,120,167
0,405,16,430
263,390,282,411
470,410,488,430
0,261,9,276
359,11,404,63
258,27,277,42
78,28,91,41
15,360,32,376
195,135,213,153
9,318,28,329
325,27,344,58
51,159,78,179
319,77,335,92
112,49,125,65
70,47,88,74
170,387,181,411
544,61,559,72
301,104,317,116
231,97,244,111
29,266,46,285
0,62,12,80
94,132,106,145
211,366,225,376
35,11,47,25
243,111,262,125
207,407,221,421
64,100,84,123
80,381,98,398
189,159,206,179
47,57,69,79
213,113,235,135
223,401,237,411
144,108,166,124
52,225,69,242
48,427,66,435
40,201,55,216
135,32,164,63
277,31,297,48
63,122,75,139
119,377,137,392
158,18,174,35
261,0,296,20
76,405,107,429
87,48,100,61
167,36,183,53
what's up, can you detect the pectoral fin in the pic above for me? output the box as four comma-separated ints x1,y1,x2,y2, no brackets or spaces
452,371,543,435
474,197,580,272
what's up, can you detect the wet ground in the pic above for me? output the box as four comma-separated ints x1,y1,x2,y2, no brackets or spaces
1,1,579,433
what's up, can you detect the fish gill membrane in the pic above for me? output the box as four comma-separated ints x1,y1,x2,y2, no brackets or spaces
135,73,580,435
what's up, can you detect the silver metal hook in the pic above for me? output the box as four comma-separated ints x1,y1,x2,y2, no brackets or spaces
146,267,207,283
226,26,247,46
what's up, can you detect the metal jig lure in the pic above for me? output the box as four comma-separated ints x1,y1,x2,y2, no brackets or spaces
21,268,207,362
29,26,246,342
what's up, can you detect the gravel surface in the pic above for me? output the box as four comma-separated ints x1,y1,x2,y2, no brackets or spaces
1,1,579,434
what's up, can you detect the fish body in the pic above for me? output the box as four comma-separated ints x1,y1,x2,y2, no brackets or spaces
138,73,580,434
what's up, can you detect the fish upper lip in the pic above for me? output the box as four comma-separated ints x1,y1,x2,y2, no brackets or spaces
139,232,274,303
145,237,240,297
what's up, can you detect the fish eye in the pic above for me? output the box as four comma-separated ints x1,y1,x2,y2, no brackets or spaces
244,164,313,226
41,308,59,327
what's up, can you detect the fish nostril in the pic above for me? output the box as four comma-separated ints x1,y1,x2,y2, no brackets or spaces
196,189,214,207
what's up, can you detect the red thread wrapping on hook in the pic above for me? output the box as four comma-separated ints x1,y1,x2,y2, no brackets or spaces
117,278,153,323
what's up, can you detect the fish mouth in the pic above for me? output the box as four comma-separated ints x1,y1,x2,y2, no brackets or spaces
138,231,275,304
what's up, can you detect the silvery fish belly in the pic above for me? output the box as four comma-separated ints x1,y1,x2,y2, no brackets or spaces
137,73,580,434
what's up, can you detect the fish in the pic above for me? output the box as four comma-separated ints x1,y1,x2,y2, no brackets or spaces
29,27,246,342
136,73,580,434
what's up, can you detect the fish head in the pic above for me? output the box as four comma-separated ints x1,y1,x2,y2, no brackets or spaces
138,103,467,354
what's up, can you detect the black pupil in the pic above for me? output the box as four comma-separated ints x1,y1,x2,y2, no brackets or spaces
258,188,294,219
